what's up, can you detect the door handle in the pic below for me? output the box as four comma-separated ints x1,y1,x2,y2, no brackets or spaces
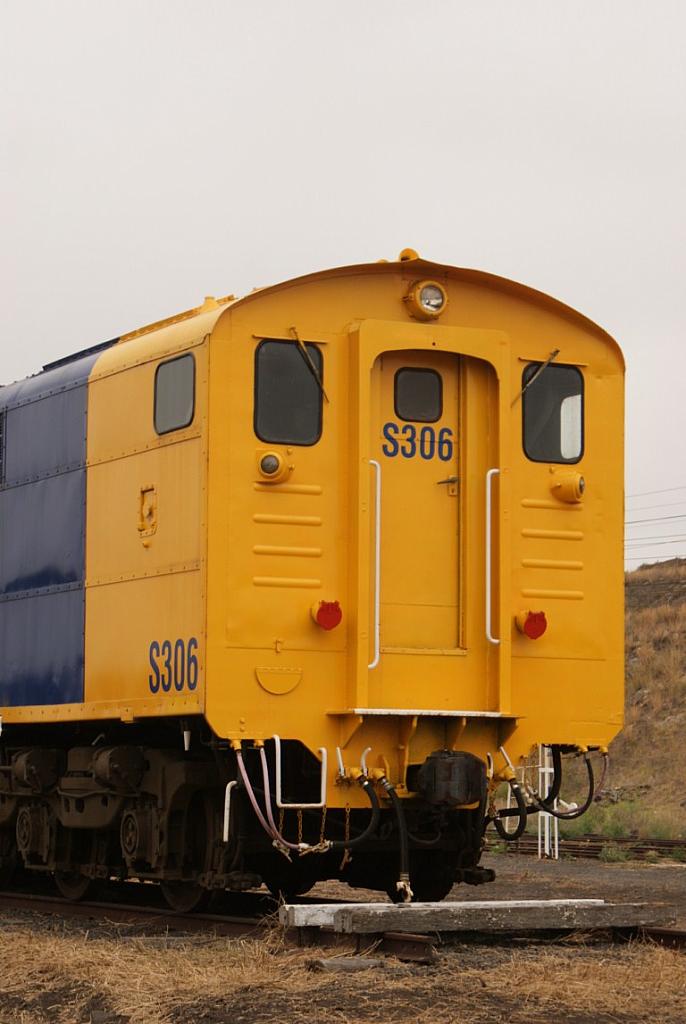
436,476,459,485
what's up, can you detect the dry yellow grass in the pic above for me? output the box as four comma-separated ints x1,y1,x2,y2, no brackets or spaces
605,561,686,830
0,922,685,1024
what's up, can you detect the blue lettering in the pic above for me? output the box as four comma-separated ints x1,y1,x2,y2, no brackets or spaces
438,427,454,462
173,638,185,692
148,640,161,694
187,637,199,690
419,426,436,460
160,639,172,692
400,423,417,458
381,421,399,457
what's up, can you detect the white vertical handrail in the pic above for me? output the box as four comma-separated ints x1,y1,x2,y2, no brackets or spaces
485,468,501,645
368,459,382,669
536,744,560,859
273,733,328,809
222,780,238,843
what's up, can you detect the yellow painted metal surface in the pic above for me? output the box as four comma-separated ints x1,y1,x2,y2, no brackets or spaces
2,255,624,811
84,326,210,715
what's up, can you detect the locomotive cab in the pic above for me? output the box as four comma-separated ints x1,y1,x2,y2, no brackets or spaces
0,251,624,905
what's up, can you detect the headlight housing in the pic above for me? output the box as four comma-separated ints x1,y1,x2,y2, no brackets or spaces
404,279,448,320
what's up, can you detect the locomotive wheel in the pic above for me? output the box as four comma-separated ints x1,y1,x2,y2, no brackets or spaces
262,858,321,900
0,855,17,891
0,864,15,890
54,870,94,901
263,875,316,901
160,881,210,914
0,831,17,890
160,794,215,913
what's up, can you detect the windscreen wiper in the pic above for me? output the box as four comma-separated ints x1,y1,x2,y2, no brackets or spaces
511,348,560,406
289,326,329,403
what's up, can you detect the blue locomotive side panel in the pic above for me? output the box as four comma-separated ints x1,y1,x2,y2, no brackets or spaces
0,346,112,707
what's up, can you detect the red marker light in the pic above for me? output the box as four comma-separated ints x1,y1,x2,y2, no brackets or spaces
522,611,547,639
312,600,343,630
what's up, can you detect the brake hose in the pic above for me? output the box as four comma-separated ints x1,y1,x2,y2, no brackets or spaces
380,777,412,901
593,751,610,800
240,746,382,854
493,774,528,840
327,777,381,850
543,745,563,804
258,747,381,852
527,751,595,821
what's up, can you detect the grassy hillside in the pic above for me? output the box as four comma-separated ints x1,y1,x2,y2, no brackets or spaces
563,558,686,839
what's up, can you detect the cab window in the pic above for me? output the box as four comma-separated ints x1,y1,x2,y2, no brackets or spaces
522,363,583,463
154,354,195,435
394,368,442,422
254,340,323,445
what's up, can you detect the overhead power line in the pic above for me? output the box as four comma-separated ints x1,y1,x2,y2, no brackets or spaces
627,484,686,499
624,499,686,513
625,513,686,526
624,553,686,560
626,536,686,544
625,538,686,548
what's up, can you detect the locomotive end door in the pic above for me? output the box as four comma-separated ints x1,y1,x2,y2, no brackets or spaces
375,350,461,652
353,319,510,716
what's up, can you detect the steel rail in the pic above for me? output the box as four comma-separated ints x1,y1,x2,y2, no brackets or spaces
505,833,686,862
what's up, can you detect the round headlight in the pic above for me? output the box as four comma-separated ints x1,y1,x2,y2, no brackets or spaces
419,284,445,314
404,279,448,320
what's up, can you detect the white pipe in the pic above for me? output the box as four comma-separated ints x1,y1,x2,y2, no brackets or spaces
360,746,372,777
486,468,501,645
368,459,382,669
223,780,238,843
273,733,328,809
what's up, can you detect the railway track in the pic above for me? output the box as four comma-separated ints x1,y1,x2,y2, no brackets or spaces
0,888,438,962
0,889,269,938
0,886,683,957
506,833,686,862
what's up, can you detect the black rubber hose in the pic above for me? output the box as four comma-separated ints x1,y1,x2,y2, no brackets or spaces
493,776,528,840
382,779,411,889
593,752,610,801
542,745,563,805
529,753,595,821
239,777,380,847
495,805,539,818
407,829,442,848
328,777,381,850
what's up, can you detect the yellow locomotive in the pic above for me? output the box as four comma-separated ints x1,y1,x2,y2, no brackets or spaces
0,250,624,907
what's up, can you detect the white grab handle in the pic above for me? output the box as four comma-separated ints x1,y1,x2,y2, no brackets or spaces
485,468,501,645
368,459,382,669
273,734,328,809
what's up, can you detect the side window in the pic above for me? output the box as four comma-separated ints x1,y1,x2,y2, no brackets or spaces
154,354,195,435
254,339,323,445
522,363,584,463
394,368,442,423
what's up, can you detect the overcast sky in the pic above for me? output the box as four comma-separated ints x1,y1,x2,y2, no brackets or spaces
1,1,684,565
